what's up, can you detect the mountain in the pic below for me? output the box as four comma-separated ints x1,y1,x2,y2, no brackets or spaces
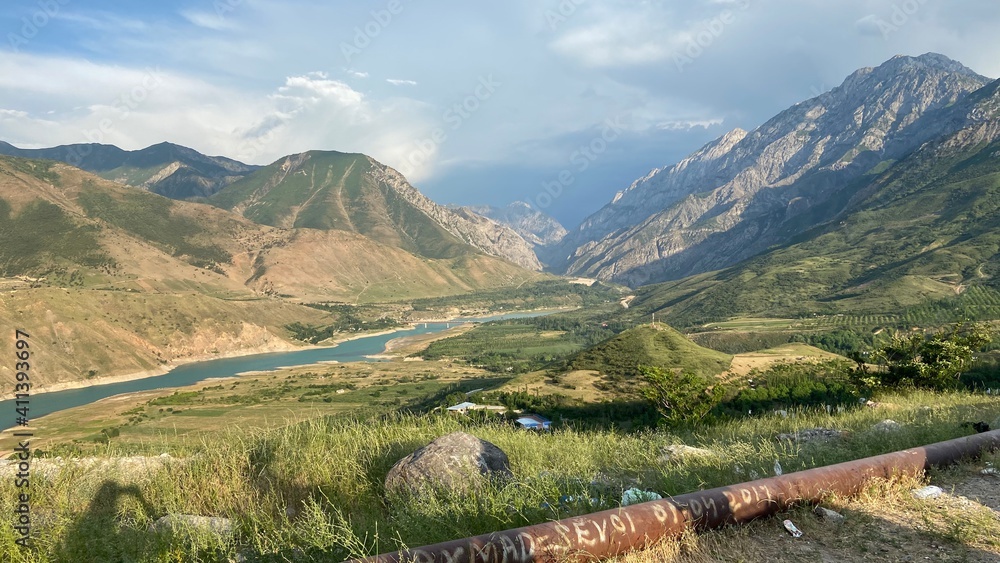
627,76,1000,327
0,154,541,389
0,141,259,199
210,151,543,270
553,53,993,286
463,201,567,247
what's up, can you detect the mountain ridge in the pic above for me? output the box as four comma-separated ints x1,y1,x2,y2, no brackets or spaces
0,141,259,199
551,53,994,286
211,150,544,270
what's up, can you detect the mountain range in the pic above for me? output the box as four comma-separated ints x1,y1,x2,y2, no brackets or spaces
4,52,1000,334
0,142,544,270
548,53,998,289
0,141,259,200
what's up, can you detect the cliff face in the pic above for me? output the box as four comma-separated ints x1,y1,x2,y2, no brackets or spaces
463,201,567,248
371,164,544,270
554,53,994,286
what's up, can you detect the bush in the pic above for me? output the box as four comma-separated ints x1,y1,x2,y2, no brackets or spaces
853,322,994,392
640,366,725,427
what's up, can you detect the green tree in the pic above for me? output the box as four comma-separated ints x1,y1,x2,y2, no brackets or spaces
855,322,993,391
639,366,725,427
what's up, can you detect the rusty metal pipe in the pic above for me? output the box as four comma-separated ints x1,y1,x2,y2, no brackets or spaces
348,429,1000,563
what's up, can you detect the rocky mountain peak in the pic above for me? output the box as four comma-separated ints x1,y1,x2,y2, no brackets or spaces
554,53,995,286
462,202,567,249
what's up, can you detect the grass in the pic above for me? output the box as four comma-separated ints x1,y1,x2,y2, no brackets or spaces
0,360,487,456
78,186,231,269
570,325,733,380
0,197,111,276
3,387,998,561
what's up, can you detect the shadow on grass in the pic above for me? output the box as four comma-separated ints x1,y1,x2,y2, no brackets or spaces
55,480,157,562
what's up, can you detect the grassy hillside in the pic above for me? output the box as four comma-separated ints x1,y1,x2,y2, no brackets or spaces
0,155,542,388
3,389,996,561
569,325,733,379
211,151,473,259
629,136,1000,328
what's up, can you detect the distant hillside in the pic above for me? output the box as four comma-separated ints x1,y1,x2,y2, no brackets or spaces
569,325,732,383
0,154,543,389
463,201,567,247
0,141,258,199
627,78,1000,327
211,151,543,269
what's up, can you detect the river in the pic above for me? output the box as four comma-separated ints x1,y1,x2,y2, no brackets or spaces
2,311,552,424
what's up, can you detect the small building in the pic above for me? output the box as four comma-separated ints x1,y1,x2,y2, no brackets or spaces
446,402,507,415
446,401,477,414
515,414,552,431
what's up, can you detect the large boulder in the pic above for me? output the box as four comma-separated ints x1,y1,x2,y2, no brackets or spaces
384,432,512,495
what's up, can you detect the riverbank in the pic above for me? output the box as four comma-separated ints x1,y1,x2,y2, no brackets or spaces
0,326,406,402
0,310,563,402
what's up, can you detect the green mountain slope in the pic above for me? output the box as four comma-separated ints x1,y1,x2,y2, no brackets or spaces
210,151,543,268
210,151,468,259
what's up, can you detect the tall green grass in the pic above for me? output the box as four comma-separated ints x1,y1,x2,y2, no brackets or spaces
3,391,999,562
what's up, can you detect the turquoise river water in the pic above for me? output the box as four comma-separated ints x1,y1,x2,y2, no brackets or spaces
2,312,550,425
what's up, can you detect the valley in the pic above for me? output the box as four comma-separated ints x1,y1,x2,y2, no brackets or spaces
3,51,1000,563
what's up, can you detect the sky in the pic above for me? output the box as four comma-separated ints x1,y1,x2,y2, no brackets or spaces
1,1,999,228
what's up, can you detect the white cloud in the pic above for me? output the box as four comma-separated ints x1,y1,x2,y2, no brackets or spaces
180,9,237,31
386,78,418,86
52,11,149,33
347,70,369,79
550,17,674,67
0,53,436,173
855,14,886,37
656,118,725,131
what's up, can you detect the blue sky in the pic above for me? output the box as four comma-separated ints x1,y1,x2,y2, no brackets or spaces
2,1,999,227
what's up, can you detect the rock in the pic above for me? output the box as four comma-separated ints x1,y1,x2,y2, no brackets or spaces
384,432,512,495
621,488,662,506
813,506,845,523
912,485,943,499
657,445,717,464
872,419,902,432
149,514,234,540
776,428,848,444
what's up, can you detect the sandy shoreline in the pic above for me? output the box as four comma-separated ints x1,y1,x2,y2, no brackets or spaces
0,309,570,402
0,326,406,402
